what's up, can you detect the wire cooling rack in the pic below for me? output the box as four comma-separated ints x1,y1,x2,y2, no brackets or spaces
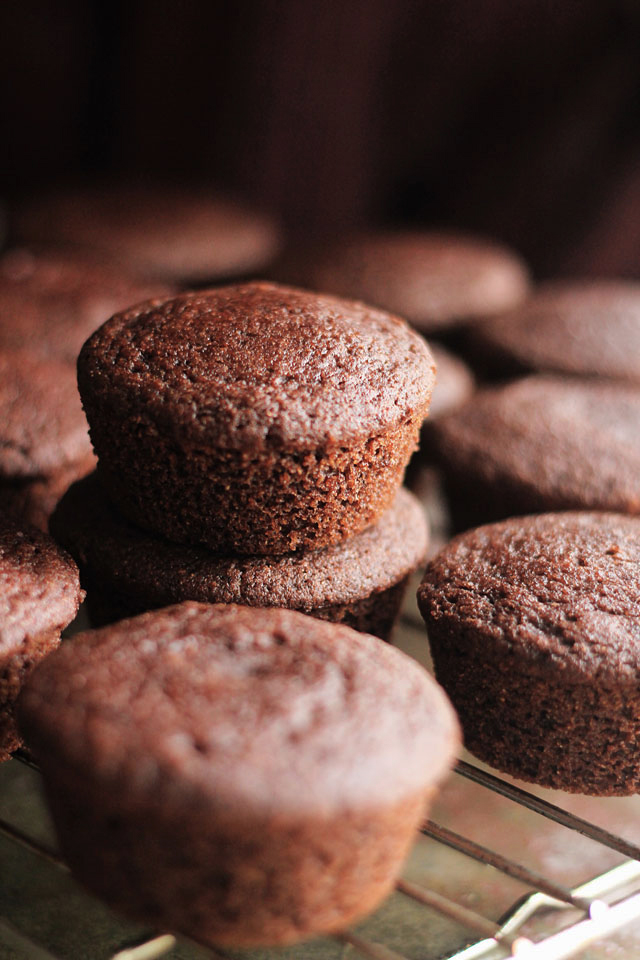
2,597,640,960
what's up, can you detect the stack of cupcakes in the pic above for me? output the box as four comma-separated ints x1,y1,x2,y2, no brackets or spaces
14,272,462,951
55,280,436,638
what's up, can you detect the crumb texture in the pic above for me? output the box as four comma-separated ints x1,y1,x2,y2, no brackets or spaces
419,512,640,794
52,475,427,616
79,282,435,450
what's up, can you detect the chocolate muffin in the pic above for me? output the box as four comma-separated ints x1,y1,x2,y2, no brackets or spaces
14,183,281,284
405,344,474,555
426,343,475,420
418,512,640,795
51,474,428,636
19,602,460,946
0,349,94,530
274,231,530,334
0,518,82,759
0,248,172,363
78,282,436,555
466,280,640,383
426,374,640,531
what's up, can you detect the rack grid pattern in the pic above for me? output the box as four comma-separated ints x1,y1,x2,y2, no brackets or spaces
2,750,640,960
2,594,640,960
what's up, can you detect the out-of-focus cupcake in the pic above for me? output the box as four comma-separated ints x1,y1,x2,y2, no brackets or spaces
273,230,530,334
0,349,94,530
13,182,282,285
0,248,173,363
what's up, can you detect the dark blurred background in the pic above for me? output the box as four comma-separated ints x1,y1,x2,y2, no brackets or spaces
3,0,640,277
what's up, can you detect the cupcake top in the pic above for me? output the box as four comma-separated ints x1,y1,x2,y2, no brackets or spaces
418,512,640,683
51,476,428,610
19,602,459,813
430,375,640,515
0,349,92,478
274,231,530,333
0,249,172,362
0,518,83,654
78,282,436,450
14,183,281,283
468,281,640,382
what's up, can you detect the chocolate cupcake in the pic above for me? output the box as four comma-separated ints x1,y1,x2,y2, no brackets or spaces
14,182,281,284
0,248,172,363
466,280,640,383
426,374,640,531
406,344,475,555
19,602,460,946
78,282,436,555
0,349,94,530
0,518,82,759
418,512,640,795
51,474,428,637
427,343,475,420
274,231,530,334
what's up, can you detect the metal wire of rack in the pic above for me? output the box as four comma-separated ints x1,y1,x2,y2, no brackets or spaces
2,595,640,960
2,750,640,960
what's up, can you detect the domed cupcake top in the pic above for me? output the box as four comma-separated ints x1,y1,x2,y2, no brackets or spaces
20,602,459,812
79,282,436,450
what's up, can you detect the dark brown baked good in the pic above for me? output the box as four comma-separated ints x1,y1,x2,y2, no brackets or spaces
78,282,436,554
19,602,459,946
51,474,428,637
466,280,640,383
427,343,475,420
0,458,96,534
0,248,172,363
274,231,530,333
0,349,95,530
426,374,640,530
418,511,640,795
1,518,82,759
14,183,281,284
404,345,474,555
